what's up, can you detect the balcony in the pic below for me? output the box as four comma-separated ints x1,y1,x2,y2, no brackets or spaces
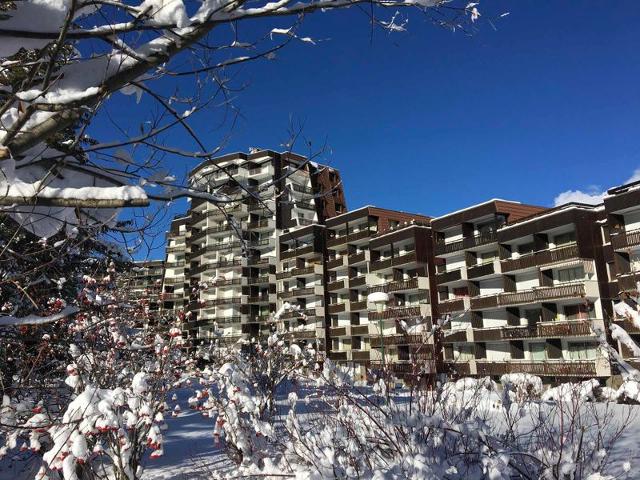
191,224,233,241
435,231,497,256
349,300,368,312
213,278,242,287
470,294,499,310
443,329,469,343
352,351,371,361
347,251,368,265
279,309,315,320
328,351,348,361
501,244,580,273
369,251,417,270
436,268,464,284
370,334,430,348
327,279,346,292
203,297,242,307
369,305,425,321
351,324,370,336
280,245,314,261
349,275,367,288
327,257,346,269
330,326,348,337
276,265,322,280
247,275,270,285
475,360,598,377
287,329,318,340
328,303,347,314
327,229,374,248
498,282,593,307
444,361,473,376
278,286,318,299
473,319,596,342
467,260,500,279
438,297,469,314
247,295,271,303
367,278,424,294
613,318,640,334
611,228,640,251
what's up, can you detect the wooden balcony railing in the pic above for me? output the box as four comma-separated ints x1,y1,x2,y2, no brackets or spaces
349,275,367,288
327,257,345,269
330,326,348,337
501,244,580,273
327,279,345,291
350,300,368,311
467,262,496,279
443,330,468,343
371,334,431,347
470,294,499,310
435,231,497,256
276,266,318,280
352,351,371,361
348,252,367,265
280,245,314,260
369,306,423,320
351,325,370,336
498,283,587,306
476,360,597,377
612,228,640,251
278,287,316,299
444,361,472,376
367,278,420,294
247,276,270,285
436,269,462,284
473,320,593,341
328,303,346,314
438,298,465,314
328,351,348,361
327,229,373,247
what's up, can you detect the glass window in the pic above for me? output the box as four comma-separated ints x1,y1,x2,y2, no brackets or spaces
568,342,597,360
530,342,547,361
557,266,585,283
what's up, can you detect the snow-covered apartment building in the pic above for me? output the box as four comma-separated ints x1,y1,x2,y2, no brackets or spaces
151,148,640,383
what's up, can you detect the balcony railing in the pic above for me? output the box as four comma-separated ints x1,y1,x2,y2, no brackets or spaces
438,298,466,314
348,252,367,265
435,231,497,256
278,287,316,299
279,309,315,320
611,228,640,251
328,351,348,361
443,329,468,343
444,361,472,376
247,295,270,303
327,229,373,247
501,244,580,273
280,245,314,260
470,294,499,310
473,320,594,342
351,325,370,336
369,306,423,320
328,303,347,314
352,351,371,361
349,275,367,288
613,318,640,334
330,326,348,337
370,334,430,347
467,261,496,279
327,257,345,269
498,282,587,306
475,360,597,377
436,269,463,284
368,278,420,294
350,300,368,311
276,266,319,280
247,275,270,285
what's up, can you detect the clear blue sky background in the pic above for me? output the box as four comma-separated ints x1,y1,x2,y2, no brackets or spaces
109,0,639,259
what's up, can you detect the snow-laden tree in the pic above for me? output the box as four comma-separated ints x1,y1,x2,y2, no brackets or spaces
0,236,197,480
0,0,483,238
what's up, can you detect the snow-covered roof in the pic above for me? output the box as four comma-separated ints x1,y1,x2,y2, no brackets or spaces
432,198,521,221
498,202,602,231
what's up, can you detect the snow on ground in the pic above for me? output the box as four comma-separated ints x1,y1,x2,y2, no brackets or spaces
140,388,224,480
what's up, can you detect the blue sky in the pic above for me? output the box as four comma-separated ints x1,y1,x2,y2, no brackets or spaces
110,1,640,258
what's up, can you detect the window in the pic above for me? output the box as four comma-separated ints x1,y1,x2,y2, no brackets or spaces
568,342,597,360
554,231,576,247
557,266,584,283
456,344,474,361
530,342,547,361
564,304,590,320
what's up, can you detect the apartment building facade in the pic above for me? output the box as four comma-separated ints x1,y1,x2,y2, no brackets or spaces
161,149,345,342
147,149,640,383
433,201,613,380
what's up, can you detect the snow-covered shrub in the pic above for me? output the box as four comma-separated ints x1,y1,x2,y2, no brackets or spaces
500,373,544,403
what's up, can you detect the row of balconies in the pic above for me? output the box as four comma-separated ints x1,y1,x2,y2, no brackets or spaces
327,300,368,314
280,245,315,260
439,281,598,313
443,319,602,343
368,304,431,321
277,285,324,299
444,358,609,377
367,277,428,294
